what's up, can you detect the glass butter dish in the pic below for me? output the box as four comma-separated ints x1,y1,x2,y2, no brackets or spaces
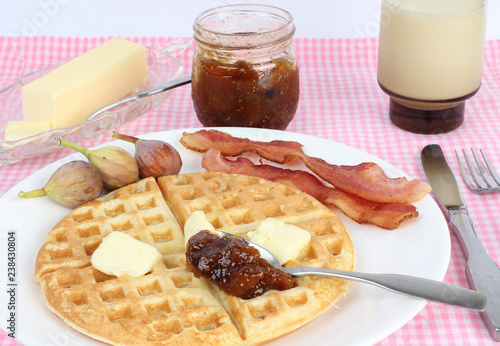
0,40,187,166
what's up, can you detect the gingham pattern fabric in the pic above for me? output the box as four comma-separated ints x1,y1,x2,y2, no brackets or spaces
0,36,499,345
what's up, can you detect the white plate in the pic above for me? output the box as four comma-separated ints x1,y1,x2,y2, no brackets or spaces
0,128,450,346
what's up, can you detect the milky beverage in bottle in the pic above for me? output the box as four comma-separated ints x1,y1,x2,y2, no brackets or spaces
377,0,486,104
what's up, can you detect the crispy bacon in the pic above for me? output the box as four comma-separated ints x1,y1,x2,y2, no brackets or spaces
181,130,431,203
202,149,418,230
181,129,303,163
290,155,431,203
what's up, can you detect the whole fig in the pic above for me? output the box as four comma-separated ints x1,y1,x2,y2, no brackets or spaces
58,138,139,190
112,132,182,178
18,160,103,208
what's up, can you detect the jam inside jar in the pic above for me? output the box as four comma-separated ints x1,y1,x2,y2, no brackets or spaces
192,5,300,130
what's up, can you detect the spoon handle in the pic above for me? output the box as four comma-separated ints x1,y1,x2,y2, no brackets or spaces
287,266,486,311
86,76,192,121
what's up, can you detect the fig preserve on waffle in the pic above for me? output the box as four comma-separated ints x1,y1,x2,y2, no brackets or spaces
35,173,355,345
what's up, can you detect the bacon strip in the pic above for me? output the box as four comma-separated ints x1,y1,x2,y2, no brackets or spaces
181,130,431,203
290,155,431,203
181,129,303,163
202,149,418,230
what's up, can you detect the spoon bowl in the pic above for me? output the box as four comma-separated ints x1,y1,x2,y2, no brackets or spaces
211,230,487,311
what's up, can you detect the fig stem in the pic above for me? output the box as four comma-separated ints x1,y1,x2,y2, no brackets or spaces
57,138,89,157
18,189,47,199
112,131,139,144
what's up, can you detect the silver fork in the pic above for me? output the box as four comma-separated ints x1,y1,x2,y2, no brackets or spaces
456,149,500,193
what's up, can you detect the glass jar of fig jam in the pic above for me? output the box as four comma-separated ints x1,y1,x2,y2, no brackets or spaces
192,5,299,130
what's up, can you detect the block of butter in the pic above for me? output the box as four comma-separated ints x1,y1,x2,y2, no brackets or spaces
183,210,215,245
247,218,311,264
91,231,162,277
3,119,52,141
22,38,148,129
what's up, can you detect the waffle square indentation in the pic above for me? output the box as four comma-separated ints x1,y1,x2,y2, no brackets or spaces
152,230,173,244
104,203,126,217
171,274,197,289
136,197,157,210
107,304,133,322
179,187,203,200
143,214,165,225
138,279,163,296
194,312,223,332
171,174,191,186
144,298,172,316
181,295,204,309
279,185,299,197
230,209,257,225
207,216,223,229
261,203,285,218
163,254,185,269
308,220,336,236
66,291,88,306
247,300,278,319
111,219,134,232
92,268,115,283
99,286,126,302
84,240,101,256
52,230,67,243
283,291,308,308
296,244,318,263
189,202,212,215
153,319,183,334
57,270,81,288
218,194,243,209
207,179,232,194
50,247,73,260
324,238,343,256
72,209,94,222
248,187,273,201
291,197,315,213
77,224,102,239
131,183,149,195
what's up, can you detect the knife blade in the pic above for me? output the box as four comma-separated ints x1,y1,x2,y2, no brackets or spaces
422,144,500,341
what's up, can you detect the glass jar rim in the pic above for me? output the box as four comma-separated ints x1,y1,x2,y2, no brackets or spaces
193,4,295,49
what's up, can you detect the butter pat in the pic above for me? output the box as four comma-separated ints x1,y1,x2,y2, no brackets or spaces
247,218,311,264
183,210,215,245
22,38,148,128
91,232,162,277
4,119,52,141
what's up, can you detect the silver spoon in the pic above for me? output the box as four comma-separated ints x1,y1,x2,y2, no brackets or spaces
86,75,192,121
211,230,487,311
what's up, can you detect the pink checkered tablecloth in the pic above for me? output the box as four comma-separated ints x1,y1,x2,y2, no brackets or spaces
0,36,499,345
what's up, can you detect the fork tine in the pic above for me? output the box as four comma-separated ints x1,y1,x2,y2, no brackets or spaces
456,148,500,193
471,149,498,188
480,149,500,185
463,149,489,189
456,150,479,190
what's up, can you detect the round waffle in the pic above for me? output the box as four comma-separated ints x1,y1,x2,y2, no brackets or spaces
35,172,355,345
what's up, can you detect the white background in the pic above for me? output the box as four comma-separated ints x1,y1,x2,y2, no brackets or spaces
0,0,499,39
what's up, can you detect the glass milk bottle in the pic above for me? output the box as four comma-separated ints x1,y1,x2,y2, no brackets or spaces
377,0,487,134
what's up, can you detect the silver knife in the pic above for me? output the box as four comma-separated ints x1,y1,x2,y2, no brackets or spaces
422,144,500,341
